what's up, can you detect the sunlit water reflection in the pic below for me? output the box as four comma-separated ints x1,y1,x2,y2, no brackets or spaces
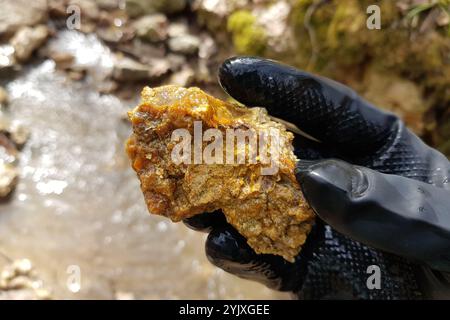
0,31,287,299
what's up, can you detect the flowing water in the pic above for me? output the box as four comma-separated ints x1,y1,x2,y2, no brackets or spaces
0,31,287,299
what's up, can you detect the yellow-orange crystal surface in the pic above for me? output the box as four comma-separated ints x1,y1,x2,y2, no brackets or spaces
126,85,315,261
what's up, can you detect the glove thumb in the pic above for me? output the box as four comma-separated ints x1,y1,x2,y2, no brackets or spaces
296,159,450,272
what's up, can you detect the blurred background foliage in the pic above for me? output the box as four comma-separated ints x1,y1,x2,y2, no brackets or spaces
194,0,450,156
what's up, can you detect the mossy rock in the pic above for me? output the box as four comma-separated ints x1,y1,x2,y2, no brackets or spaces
197,0,450,156
227,10,267,56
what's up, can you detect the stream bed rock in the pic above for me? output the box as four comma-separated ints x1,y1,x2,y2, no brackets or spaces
10,25,50,62
0,0,48,37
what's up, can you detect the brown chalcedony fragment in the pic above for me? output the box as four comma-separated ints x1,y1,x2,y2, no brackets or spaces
126,85,315,262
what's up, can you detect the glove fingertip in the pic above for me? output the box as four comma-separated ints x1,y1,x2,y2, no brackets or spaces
206,225,311,292
218,56,264,104
183,210,227,233
205,226,254,266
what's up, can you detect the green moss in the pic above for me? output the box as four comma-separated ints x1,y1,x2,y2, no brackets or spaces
288,0,368,69
220,0,450,155
287,0,450,155
227,10,267,55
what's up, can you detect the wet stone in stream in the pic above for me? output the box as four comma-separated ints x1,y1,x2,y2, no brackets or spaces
0,31,286,300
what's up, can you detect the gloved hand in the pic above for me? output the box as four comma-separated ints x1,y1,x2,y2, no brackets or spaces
184,57,450,299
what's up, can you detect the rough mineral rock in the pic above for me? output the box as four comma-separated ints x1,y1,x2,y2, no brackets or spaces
126,85,315,261
133,14,169,42
0,0,48,37
10,25,50,62
168,35,200,55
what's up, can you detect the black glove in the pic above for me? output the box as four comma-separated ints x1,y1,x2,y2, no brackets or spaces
184,57,450,299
